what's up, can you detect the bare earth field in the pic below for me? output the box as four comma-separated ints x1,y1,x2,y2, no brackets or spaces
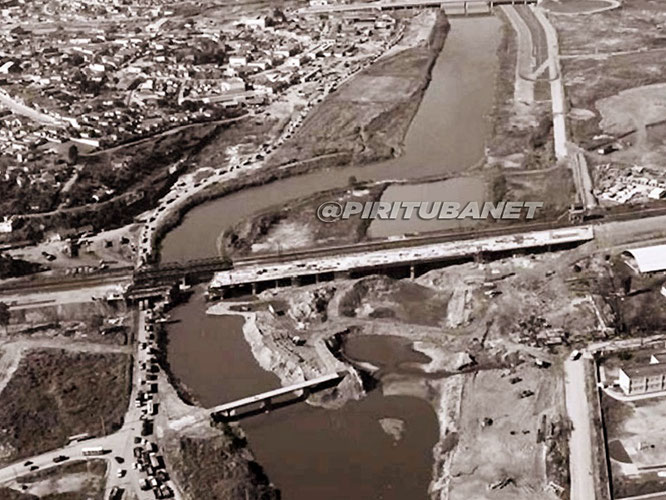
10,459,108,500
552,0,666,146
448,366,565,500
602,389,666,498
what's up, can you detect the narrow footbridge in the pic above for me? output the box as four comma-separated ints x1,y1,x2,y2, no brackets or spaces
210,372,345,419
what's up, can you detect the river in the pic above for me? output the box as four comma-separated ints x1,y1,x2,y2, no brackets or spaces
160,17,502,262
164,16,502,500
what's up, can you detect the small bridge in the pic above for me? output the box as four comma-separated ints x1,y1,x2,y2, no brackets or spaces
302,0,538,15
210,372,345,420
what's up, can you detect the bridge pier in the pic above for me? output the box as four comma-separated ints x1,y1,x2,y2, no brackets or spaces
409,264,415,280
251,283,257,295
261,398,273,412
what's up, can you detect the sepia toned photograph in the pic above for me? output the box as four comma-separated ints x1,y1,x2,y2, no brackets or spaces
0,0,665,499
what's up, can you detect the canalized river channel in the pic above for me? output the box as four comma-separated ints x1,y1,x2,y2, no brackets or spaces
163,17,502,500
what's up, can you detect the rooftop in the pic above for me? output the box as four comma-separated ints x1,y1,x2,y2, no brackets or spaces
621,363,666,378
622,244,666,273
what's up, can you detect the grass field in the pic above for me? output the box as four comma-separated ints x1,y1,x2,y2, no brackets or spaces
0,349,131,465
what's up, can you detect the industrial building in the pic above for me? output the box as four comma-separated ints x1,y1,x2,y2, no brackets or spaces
619,355,666,395
621,244,666,275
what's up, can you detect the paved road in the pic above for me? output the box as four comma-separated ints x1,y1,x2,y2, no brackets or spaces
501,5,535,104
564,358,596,500
533,6,568,160
0,90,65,126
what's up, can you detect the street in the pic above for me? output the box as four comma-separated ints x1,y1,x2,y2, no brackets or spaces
564,358,597,500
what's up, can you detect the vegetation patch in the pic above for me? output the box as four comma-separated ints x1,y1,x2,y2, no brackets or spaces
0,349,131,464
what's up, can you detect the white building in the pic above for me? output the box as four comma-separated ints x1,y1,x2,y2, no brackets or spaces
229,56,247,67
0,216,14,233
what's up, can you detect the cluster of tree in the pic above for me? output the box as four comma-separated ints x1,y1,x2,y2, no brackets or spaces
0,254,43,280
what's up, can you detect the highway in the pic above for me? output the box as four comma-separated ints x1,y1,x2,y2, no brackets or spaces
0,89,66,126
211,226,595,289
501,5,535,104
570,147,599,210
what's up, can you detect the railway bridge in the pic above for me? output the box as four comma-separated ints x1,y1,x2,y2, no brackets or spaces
302,0,538,15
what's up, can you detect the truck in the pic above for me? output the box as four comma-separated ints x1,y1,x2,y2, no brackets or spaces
67,433,92,444
148,453,162,469
109,487,124,500
81,447,107,456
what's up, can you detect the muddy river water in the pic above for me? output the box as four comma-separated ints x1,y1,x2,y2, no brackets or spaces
164,17,502,499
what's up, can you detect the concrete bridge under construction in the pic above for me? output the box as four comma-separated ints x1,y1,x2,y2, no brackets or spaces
302,0,538,15
210,372,345,420
209,226,594,297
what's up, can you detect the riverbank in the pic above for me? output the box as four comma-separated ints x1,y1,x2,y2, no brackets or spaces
221,180,390,257
207,297,367,410
265,10,450,167
154,10,449,261
156,367,279,500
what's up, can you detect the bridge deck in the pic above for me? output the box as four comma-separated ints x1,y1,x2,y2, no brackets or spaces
210,373,343,414
211,226,594,289
302,0,536,14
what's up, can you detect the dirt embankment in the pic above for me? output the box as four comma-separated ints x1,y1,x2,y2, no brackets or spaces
163,426,279,500
208,299,366,410
222,180,389,257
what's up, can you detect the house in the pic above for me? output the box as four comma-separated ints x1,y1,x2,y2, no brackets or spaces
648,187,666,200
0,216,15,233
229,56,247,67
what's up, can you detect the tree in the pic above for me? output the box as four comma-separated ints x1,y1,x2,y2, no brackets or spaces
68,144,79,165
0,301,10,335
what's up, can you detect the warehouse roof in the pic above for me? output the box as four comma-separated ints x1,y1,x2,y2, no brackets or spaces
622,244,666,273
